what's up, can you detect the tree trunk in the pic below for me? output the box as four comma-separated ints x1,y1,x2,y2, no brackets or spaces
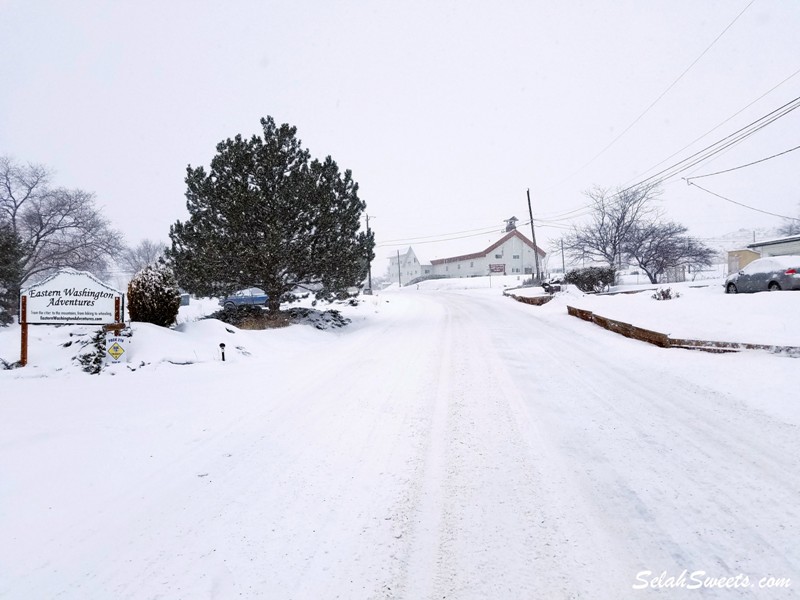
267,293,281,313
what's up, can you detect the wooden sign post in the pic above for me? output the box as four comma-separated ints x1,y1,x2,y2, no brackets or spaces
20,296,28,367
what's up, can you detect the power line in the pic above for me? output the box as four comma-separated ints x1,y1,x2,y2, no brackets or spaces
589,0,756,161
615,94,800,195
540,0,756,191
378,229,500,248
621,65,800,187
685,181,800,221
377,220,533,248
383,95,798,250
685,143,800,181
536,90,800,226
379,222,503,245
375,216,577,249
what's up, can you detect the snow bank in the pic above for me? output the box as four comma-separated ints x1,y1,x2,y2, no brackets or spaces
547,282,800,347
0,295,381,375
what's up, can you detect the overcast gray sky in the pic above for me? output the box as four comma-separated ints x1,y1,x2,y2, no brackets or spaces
2,0,799,266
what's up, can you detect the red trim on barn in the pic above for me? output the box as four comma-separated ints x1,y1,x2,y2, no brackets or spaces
430,230,546,265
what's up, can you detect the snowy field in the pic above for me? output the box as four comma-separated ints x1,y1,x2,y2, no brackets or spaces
1,285,798,599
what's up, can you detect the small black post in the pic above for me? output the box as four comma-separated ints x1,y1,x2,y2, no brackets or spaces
219,343,226,362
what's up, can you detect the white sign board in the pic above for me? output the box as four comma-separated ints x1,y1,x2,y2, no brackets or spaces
20,269,124,325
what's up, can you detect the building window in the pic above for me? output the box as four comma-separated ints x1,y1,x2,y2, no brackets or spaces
495,254,502,259
470,262,474,267
457,264,461,269
513,254,520,259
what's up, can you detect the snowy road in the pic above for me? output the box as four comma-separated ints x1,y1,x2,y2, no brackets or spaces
1,289,798,599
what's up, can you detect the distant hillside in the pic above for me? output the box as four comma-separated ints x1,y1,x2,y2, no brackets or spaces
700,227,781,257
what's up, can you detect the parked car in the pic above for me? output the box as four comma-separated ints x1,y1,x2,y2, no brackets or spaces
725,255,800,293
219,287,269,309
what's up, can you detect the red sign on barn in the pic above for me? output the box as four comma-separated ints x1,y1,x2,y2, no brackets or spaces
489,264,505,274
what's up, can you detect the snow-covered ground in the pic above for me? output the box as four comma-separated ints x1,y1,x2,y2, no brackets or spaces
1,286,798,599
510,280,800,347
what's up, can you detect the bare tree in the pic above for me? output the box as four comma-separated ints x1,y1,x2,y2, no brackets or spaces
561,184,658,269
624,221,716,284
119,239,167,276
777,202,800,236
0,156,124,290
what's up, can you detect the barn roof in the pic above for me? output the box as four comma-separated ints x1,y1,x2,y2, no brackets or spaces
430,230,546,265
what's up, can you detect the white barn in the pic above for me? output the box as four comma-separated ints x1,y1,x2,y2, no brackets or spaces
429,229,546,278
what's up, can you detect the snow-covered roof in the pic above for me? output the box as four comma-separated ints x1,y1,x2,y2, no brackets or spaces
430,230,546,265
747,234,800,249
410,248,432,266
385,246,415,260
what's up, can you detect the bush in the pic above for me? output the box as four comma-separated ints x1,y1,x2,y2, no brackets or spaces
207,305,279,328
564,267,615,293
652,287,680,301
127,262,181,327
206,305,350,330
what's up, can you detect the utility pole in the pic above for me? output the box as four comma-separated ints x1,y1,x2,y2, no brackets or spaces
561,238,566,274
365,214,373,294
526,189,542,282
396,249,402,287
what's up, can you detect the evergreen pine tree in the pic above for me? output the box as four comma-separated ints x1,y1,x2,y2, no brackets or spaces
0,225,24,325
168,117,374,313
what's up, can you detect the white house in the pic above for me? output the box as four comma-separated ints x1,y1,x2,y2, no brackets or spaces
429,229,546,278
387,247,433,286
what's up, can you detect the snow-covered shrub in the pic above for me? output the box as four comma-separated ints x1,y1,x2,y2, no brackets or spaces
206,305,350,330
207,305,281,329
127,262,181,327
652,287,680,301
75,329,107,374
564,267,615,293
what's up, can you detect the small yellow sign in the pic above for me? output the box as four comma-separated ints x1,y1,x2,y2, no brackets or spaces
108,342,125,360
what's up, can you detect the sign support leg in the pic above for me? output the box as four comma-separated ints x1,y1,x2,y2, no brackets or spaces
20,296,28,367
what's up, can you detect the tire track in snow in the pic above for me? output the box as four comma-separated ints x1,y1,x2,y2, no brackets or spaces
470,291,800,598
396,295,613,599
395,307,453,599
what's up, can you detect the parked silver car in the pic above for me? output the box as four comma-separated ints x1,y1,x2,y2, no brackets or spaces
725,255,800,293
